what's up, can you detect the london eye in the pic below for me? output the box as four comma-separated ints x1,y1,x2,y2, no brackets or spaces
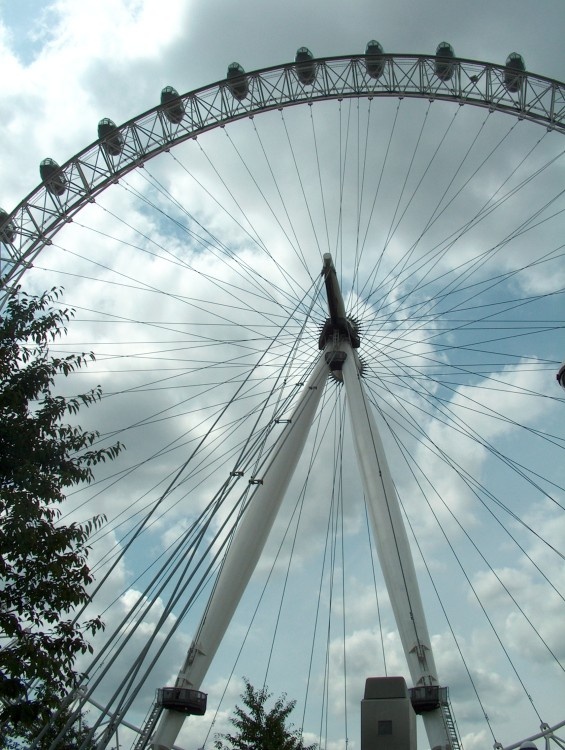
1,44,564,750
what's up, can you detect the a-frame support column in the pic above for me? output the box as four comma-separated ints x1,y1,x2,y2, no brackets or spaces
322,253,450,750
151,354,329,750
340,345,450,749
152,253,452,750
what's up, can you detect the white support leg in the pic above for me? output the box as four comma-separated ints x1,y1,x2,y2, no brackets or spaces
151,354,329,750
340,343,450,750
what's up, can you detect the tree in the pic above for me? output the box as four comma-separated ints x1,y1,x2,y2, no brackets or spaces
0,690,97,749
0,287,123,738
214,679,317,750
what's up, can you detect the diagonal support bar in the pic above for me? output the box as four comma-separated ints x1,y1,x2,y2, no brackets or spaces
341,344,438,687
321,252,451,750
340,343,450,749
151,354,329,750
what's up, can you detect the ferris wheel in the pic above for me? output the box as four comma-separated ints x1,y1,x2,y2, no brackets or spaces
1,44,565,750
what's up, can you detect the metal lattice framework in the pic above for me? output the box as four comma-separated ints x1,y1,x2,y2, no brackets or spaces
1,53,564,301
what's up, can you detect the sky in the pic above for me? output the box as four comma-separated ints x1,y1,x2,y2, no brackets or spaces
1,2,564,750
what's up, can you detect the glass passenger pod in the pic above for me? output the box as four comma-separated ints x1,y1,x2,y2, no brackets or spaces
365,40,385,79
39,158,67,197
98,118,124,157
504,52,526,93
295,47,316,86
226,62,249,101
557,362,565,390
434,42,455,81
161,86,185,125
157,687,207,716
0,208,16,245
409,685,448,714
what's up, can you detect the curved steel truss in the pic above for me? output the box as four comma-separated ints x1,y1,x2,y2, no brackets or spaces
1,53,564,300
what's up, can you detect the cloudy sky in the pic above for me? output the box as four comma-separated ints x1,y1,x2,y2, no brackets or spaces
1,2,564,750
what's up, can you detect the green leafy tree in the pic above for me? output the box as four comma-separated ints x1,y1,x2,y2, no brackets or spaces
0,288,123,739
0,689,97,749
214,679,317,750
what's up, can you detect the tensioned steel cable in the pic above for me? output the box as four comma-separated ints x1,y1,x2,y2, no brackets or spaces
362,238,564,342
369,109,501,314
66,288,326,742
99,178,313,320
355,99,402,299
364,107,497,312
34,232,326,536
370,374,565,664
261,390,340,689
362,498,388,675
361,382,549,725
352,98,373,313
81,358,332,748
191,134,313,295
198,384,339,748
222,126,313,281
358,101,437,320
167,149,269,256
364,351,562,515
335,99,348,280
338,408,349,749
359,126,562,327
309,103,331,256
36,240,297,343
361,188,564,357
59,275,323,627
364,284,556,472
362,374,565,584
318,420,343,750
279,108,325,263
364,349,565,521
135,156,317,320
58,337,316,559
355,101,459,301
363,150,565,341
395,201,565,346
45,357,324,748
250,116,311,274
297,383,344,736
366,354,565,456
383,423,498,744
95,356,319,618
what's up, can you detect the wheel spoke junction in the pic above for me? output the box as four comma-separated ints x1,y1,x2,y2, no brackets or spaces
2,50,564,750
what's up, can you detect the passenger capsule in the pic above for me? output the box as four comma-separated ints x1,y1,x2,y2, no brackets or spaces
365,40,385,79
295,47,316,86
0,208,16,245
161,86,185,124
226,62,249,101
435,42,455,81
504,52,525,93
40,158,66,197
557,362,565,390
157,687,207,716
98,118,124,157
